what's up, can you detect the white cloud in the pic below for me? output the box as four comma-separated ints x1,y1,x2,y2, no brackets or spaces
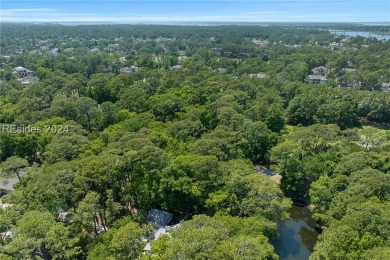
0,8,57,14
248,12,286,14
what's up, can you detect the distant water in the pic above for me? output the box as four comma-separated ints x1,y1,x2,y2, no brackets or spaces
271,205,319,260
329,30,390,40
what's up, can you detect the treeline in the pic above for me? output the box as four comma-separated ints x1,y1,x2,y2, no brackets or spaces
2,24,389,91
0,24,334,54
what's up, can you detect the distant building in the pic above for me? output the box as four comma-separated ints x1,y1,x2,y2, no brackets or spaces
120,66,140,73
13,66,32,78
17,76,39,85
249,73,268,79
171,65,182,71
51,48,59,55
337,79,360,89
109,43,120,49
64,48,74,53
311,66,330,76
213,67,227,74
305,75,328,84
382,83,390,92
342,68,357,73
252,39,269,49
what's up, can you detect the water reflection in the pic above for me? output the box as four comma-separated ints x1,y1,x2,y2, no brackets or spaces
329,30,390,40
271,205,318,260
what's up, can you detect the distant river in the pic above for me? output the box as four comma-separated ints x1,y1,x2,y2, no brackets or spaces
329,30,390,40
271,205,319,260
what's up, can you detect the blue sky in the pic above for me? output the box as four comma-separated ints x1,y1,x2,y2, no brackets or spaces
1,0,389,23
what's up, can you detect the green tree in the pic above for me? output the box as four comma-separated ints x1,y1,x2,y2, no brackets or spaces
75,191,102,234
147,215,278,260
0,156,28,181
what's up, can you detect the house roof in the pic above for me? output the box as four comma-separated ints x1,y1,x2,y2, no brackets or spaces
17,76,39,84
307,75,327,81
14,66,27,71
120,66,139,73
171,65,182,69
143,242,151,251
0,177,19,192
146,209,173,229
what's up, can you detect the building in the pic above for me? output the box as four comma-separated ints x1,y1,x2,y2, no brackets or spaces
51,48,59,55
17,76,39,85
143,209,176,254
381,83,390,92
305,75,328,84
249,73,268,79
146,209,173,229
0,177,19,196
311,66,332,77
119,66,140,73
12,66,39,84
13,66,32,78
171,65,182,71
0,170,28,196
142,224,181,254
213,67,227,74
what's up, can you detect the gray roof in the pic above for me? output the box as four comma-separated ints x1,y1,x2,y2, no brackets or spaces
120,66,139,73
171,65,182,70
306,75,327,80
18,76,39,84
0,177,19,192
146,209,173,229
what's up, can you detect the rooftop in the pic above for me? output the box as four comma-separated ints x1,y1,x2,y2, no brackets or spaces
146,209,173,230
0,176,19,192
14,66,28,71
307,75,327,80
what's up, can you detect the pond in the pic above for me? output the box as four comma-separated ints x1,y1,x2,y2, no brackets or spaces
271,205,319,260
329,30,390,40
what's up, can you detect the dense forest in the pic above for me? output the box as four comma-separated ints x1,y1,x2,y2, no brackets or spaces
0,24,389,259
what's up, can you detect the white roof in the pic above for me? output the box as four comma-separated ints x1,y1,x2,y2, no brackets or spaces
154,227,168,239
14,66,27,71
307,75,327,80
143,242,151,251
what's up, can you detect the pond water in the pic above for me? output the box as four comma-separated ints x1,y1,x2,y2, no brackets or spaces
271,205,319,260
329,30,390,40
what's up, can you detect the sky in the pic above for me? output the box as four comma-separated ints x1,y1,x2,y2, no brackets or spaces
0,0,389,24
